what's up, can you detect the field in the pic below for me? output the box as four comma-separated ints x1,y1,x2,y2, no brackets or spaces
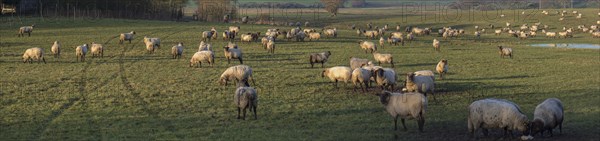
1,7,599,140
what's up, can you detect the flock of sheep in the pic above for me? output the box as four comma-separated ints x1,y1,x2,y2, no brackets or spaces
15,10,599,140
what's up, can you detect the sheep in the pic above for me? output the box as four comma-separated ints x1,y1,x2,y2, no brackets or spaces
546,32,557,38
234,86,258,120
144,36,161,49
498,46,513,59
303,28,316,34
321,66,352,87
387,37,403,46
90,42,104,58
373,52,394,68
265,31,279,40
363,30,379,39
592,32,600,38
222,30,235,41
351,67,372,92
266,39,275,54
261,36,273,49
406,32,414,43
223,45,243,64
391,32,403,39
519,32,529,40
51,41,61,58
211,27,219,40
372,68,397,91
323,28,337,38
75,44,89,62
119,31,136,44
350,57,370,70
474,31,481,39
219,65,255,87
379,37,385,48
22,47,46,64
190,50,215,67
413,70,435,80
396,25,401,31
404,72,435,100
17,24,35,37
359,40,377,53
295,31,306,42
308,32,321,41
531,98,564,137
376,91,427,132
144,39,157,54
468,98,530,138
229,26,240,35
198,41,212,51
202,31,215,42
356,29,362,36
171,42,184,59
241,16,249,24
436,59,448,80
558,31,569,38
495,29,502,35
309,51,332,68
241,34,253,43
432,39,440,52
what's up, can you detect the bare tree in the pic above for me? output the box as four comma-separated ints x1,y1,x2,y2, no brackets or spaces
320,0,346,17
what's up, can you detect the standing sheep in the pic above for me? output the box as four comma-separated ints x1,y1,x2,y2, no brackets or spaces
379,37,385,49
376,91,427,132
295,31,306,42
223,45,243,64
405,72,435,100
531,98,564,137
266,40,275,54
352,67,372,92
51,41,61,58
498,46,513,59
219,65,255,87
144,36,161,49
202,31,215,42
436,59,448,79
373,52,394,68
350,57,370,70
198,41,212,51
119,31,136,44
171,42,184,59
234,86,258,120
90,42,104,58
229,26,240,35
432,39,441,52
75,44,89,62
373,68,397,91
359,40,377,53
17,25,35,37
308,32,321,41
190,50,215,67
22,47,46,64
321,66,352,87
324,28,337,38
309,51,332,68
468,98,530,138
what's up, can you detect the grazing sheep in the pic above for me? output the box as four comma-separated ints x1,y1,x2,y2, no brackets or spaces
190,50,215,67
592,32,600,38
219,65,255,87
309,51,332,68
223,45,243,64
350,57,370,70
241,34,253,43
229,26,240,35
261,36,273,49
308,32,321,41
90,42,104,57
198,41,212,51
223,30,235,41
498,46,513,59
17,25,35,37
324,28,337,38
387,37,403,46
356,29,362,36
303,28,316,34
144,36,161,49
404,72,435,100
531,98,564,137
373,52,394,68
376,91,427,132
202,31,215,42
379,37,385,48
391,32,404,39
321,66,352,87
363,30,379,39
51,41,61,58
234,87,258,120
22,47,46,64
119,31,136,44
432,39,440,52
75,44,89,62
359,40,377,53
436,59,448,79
468,98,530,138
545,32,557,38
266,40,275,54
171,42,184,59
295,31,306,42
373,68,397,91
351,67,372,92
495,29,502,35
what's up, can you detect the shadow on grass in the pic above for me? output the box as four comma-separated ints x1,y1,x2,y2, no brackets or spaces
448,75,531,81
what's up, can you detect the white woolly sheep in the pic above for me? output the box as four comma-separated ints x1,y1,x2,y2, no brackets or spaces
18,24,35,37
350,57,370,70
241,34,253,43
234,86,258,120
432,39,440,52
22,47,46,64
171,42,184,59
76,44,89,62
266,40,275,54
413,70,435,81
198,41,212,52
211,27,219,40
119,31,136,44
324,28,337,38
376,91,427,132
436,59,448,79
308,32,321,41
229,26,240,35
90,42,104,58
352,67,372,92
468,98,530,138
498,46,513,59
223,45,243,64
379,37,385,48
219,65,255,87
404,72,435,100
372,68,397,91
321,66,352,87
144,39,157,54
531,98,564,137
373,52,394,68
406,33,414,43
51,41,61,58
202,31,215,42
190,50,214,68
359,40,377,54
309,51,331,68
144,36,161,50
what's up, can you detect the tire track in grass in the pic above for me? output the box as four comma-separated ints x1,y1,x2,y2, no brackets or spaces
30,26,178,140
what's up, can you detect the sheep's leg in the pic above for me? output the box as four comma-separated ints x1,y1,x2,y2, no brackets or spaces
239,58,243,64
237,107,241,119
242,107,247,120
394,116,398,130
549,129,553,137
418,117,425,132
227,59,231,64
559,123,562,134
321,62,324,68
43,58,46,64
401,118,407,131
482,128,489,136
28,32,31,37
253,105,258,120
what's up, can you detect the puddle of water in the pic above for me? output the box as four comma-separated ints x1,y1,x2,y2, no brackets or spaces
529,43,600,49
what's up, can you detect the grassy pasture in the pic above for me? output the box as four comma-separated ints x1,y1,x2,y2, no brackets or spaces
0,8,599,140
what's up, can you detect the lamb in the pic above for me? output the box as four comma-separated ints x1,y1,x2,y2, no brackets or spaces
17,24,35,37
308,32,321,41
202,31,215,42
436,59,448,79
119,31,136,44
171,42,184,59
356,29,362,36
223,45,243,64
321,66,352,87
498,46,513,59
468,98,530,138
350,57,370,70
219,65,256,86
351,67,372,92
372,68,397,91
359,40,377,53
404,72,435,100
51,41,61,58
22,47,46,64
372,52,394,68
323,28,337,38
229,26,240,35
379,37,385,48
90,42,104,57
190,50,215,67
266,40,275,54
75,44,89,62
309,51,332,68
234,87,258,120
432,39,440,52
531,98,564,137
241,16,249,24
376,91,427,132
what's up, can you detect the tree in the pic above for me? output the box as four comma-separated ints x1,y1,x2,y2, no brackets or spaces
320,0,345,17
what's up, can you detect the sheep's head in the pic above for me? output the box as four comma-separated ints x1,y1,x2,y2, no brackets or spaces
358,40,364,44
497,46,503,50
441,59,448,64
325,51,331,56
22,53,28,63
321,69,328,77
376,91,392,105
529,119,544,136
218,76,227,86
520,120,531,136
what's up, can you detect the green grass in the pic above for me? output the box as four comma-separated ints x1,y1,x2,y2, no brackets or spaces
0,8,599,140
